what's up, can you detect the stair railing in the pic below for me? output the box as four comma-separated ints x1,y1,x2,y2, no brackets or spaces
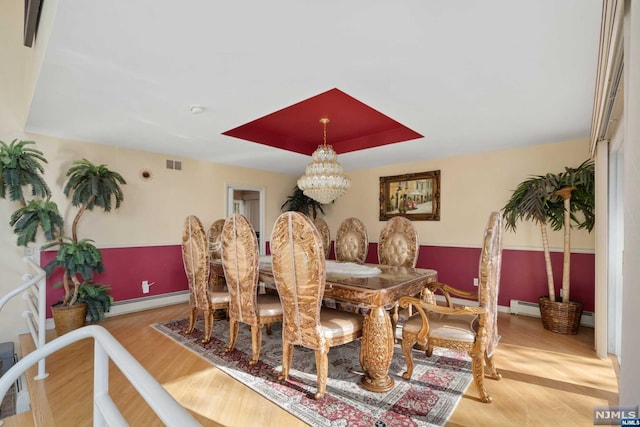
0,256,48,379
0,325,200,426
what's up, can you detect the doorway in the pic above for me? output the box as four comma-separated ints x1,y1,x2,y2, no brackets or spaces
226,183,266,255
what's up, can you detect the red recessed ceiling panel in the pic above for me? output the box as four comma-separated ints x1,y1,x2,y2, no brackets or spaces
222,88,423,156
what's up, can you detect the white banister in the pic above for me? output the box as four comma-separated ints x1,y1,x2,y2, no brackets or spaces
0,325,200,426
0,256,48,379
0,257,45,312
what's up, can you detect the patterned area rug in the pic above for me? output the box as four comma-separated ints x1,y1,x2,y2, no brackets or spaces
152,317,472,427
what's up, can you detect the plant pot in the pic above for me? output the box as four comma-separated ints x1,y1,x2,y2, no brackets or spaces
538,297,583,335
51,302,87,336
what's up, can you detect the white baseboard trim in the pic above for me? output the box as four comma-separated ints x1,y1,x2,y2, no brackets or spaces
108,291,189,317
34,291,189,331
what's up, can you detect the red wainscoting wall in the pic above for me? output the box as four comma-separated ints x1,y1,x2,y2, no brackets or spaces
365,244,595,312
40,245,189,317
39,242,595,318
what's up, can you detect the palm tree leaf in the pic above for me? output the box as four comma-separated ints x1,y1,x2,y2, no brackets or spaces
280,185,326,219
0,140,51,203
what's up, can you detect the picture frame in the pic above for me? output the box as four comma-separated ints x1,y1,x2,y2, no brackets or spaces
379,170,440,221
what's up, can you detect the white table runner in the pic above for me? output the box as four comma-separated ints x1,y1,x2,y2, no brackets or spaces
259,256,381,277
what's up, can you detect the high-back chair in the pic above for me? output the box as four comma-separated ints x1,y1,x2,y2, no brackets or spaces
221,213,283,365
398,211,503,403
270,211,363,400
378,216,419,268
335,217,368,263
313,217,331,259
207,219,226,287
182,215,230,344
378,216,420,337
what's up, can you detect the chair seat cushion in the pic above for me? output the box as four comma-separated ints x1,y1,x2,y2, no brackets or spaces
404,313,477,343
257,294,284,316
208,289,230,304
320,308,363,339
208,284,230,304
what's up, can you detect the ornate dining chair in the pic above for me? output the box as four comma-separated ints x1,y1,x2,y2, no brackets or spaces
270,211,363,400
378,216,419,268
182,215,230,344
207,218,226,287
398,211,503,403
313,217,331,259
335,217,368,264
221,213,283,365
377,216,420,338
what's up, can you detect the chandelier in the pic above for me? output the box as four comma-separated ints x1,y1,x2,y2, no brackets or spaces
297,118,351,204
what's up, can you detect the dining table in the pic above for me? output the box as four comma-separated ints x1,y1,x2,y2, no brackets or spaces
210,258,438,392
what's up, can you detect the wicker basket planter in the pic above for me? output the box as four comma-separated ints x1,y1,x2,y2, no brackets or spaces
538,297,583,335
51,303,87,336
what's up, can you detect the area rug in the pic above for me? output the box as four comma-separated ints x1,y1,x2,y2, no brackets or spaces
151,317,472,427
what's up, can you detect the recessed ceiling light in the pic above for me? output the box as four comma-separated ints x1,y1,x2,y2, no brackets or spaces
189,105,205,114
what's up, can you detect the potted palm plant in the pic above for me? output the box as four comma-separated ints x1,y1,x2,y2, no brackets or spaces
43,159,126,333
280,185,326,219
502,159,594,334
1,140,125,334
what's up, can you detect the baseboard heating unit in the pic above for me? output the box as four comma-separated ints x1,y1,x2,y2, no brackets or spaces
509,299,594,328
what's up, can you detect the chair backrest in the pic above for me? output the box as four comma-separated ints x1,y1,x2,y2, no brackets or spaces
270,211,326,350
181,215,210,310
477,211,503,357
208,219,226,261
221,214,260,325
313,217,331,258
377,216,419,268
335,217,368,263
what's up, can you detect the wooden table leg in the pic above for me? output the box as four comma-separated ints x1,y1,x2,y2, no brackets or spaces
359,305,395,392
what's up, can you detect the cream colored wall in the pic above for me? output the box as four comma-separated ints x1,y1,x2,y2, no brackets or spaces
34,137,295,247
326,138,595,251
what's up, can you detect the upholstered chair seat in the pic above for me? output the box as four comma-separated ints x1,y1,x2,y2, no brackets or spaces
319,309,363,340
222,213,283,366
399,211,503,403
271,211,363,400
403,313,477,343
256,294,284,317
208,287,232,305
183,215,230,344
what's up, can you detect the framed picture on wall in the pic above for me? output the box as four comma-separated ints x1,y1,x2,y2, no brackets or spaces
379,170,440,221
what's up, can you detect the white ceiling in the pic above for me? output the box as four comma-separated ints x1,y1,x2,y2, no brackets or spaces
26,0,603,175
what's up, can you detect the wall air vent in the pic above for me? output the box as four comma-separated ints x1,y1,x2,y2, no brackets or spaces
166,160,182,170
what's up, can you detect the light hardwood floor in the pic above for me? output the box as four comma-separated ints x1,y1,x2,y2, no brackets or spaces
10,304,618,426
